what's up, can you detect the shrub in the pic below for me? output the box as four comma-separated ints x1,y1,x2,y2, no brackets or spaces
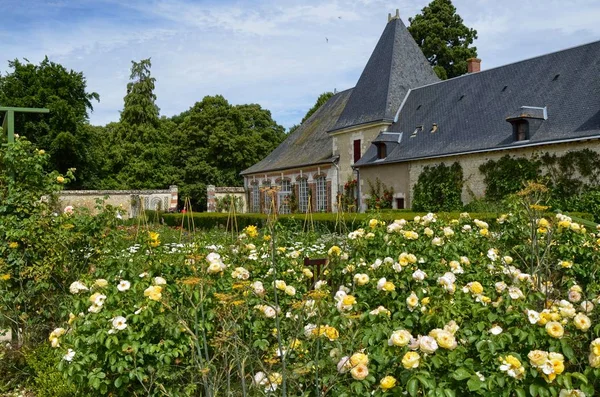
412,162,464,211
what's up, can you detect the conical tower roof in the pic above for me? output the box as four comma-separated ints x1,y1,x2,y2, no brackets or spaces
330,15,439,132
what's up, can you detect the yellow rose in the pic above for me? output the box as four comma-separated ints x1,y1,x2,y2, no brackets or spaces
369,219,379,229
591,338,600,356
574,313,591,331
527,350,548,367
324,326,339,341
8,242,19,249
342,295,356,306
380,376,397,390
144,285,162,301
469,282,484,295
402,351,420,369
504,355,522,369
56,176,65,183
94,279,108,288
350,352,369,366
328,246,341,256
537,218,549,228
350,364,369,380
435,331,457,350
589,352,600,368
545,321,564,339
551,358,564,374
382,281,395,292
480,228,489,236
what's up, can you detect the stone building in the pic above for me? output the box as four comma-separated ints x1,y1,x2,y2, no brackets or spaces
240,12,438,213
242,11,600,212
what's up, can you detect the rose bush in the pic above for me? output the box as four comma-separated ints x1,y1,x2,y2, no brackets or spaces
46,201,600,396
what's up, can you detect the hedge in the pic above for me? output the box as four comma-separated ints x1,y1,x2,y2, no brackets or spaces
141,211,511,232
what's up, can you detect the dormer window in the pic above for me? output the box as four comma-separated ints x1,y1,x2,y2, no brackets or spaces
516,120,529,141
377,143,387,159
506,106,546,143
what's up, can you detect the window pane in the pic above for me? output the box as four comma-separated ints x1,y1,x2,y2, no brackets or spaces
316,177,327,212
279,180,291,214
299,179,308,212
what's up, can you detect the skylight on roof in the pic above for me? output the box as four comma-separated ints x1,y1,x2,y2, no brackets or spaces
410,125,423,138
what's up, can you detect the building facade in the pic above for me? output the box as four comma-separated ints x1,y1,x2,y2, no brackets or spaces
242,11,600,212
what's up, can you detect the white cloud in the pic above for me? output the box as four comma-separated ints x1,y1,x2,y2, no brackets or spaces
1,0,600,128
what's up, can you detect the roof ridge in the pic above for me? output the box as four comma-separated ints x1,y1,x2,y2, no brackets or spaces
409,38,600,91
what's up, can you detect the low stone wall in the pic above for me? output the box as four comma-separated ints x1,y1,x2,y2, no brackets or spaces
207,185,247,213
58,186,178,218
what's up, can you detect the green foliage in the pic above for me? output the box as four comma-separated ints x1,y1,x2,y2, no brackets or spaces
366,177,394,210
26,345,76,396
172,95,286,209
478,150,600,217
0,57,100,185
120,58,160,127
0,137,125,347
408,0,478,79
412,162,464,211
479,155,541,202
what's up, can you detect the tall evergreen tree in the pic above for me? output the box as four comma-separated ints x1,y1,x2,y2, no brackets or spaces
408,0,478,80
120,58,159,128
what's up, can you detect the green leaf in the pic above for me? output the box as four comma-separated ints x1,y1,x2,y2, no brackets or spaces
452,368,471,381
514,388,526,397
408,378,419,397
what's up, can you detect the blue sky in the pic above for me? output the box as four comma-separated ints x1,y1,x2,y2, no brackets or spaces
2,0,600,129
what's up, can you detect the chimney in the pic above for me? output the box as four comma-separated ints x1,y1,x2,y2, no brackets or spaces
467,58,481,73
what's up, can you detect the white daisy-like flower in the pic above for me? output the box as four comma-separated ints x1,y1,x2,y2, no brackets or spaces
112,316,127,331
117,280,131,292
63,348,76,362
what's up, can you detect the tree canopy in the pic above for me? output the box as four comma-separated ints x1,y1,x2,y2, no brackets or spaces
408,0,478,80
0,57,99,185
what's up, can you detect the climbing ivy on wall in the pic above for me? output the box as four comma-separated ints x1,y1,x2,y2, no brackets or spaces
412,162,464,212
479,150,600,218
479,155,541,202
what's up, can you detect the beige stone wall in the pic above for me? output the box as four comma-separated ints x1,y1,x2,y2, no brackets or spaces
58,186,178,218
407,140,600,206
214,189,248,213
359,163,410,210
332,122,390,184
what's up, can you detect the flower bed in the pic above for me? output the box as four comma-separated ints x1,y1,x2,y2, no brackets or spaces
48,208,600,396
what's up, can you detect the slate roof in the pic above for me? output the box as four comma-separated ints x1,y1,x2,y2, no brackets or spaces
240,89,352,175
356,40,600,167
330,17,439,132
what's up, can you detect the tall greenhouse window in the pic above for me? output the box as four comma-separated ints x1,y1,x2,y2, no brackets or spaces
252,186,260,212
316,177,327,212
298,179,309,213
279,180,291,214
263,184,272,214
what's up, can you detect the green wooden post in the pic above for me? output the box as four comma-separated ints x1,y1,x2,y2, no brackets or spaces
0,106,50,144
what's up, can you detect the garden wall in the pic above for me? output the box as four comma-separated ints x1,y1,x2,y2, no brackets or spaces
58,185,178,218
206,185,247,213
